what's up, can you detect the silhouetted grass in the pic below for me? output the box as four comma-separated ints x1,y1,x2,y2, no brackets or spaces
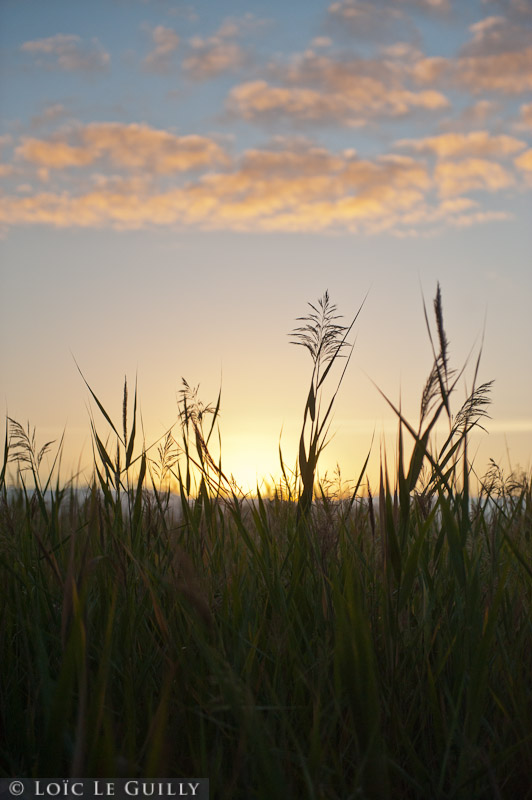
0,288,531,799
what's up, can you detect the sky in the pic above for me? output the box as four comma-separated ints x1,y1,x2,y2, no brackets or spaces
1,0,531,493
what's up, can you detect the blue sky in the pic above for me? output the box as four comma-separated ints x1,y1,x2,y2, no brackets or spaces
1,0,531,489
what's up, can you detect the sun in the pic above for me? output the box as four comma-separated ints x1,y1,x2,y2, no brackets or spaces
221,433,288,496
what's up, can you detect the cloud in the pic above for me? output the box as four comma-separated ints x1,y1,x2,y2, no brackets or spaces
327,0,449,31
0,164,14,178
517,102,532,129
0,140,423,231
325,0,450,49
483,0,532,18
142,25,180,73
444,99,500,128
410,56,448,84
456,52,532,95
453,16,532,93
464,15,531,56
16,139,94,169
81,124,228,172
226,14,530,132
311,37,333,48
410,16,532,94
184,40,246,80
15,123,229,175
0,140,433,234
327,0,407,40
1,131,525,235
183,17,259,80
412,0,450,8
448,210,511,227
514,148,532,171
396,131,526,158
30,104,68,129
227,50,449,126
385,196,513,233
435,158,515,196
20,34,110,72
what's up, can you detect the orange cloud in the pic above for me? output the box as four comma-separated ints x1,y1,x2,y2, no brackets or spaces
226,15,530,133
21,34,109,72
228,81,348,122
0,137,521,236
16,138,95,168
435,158,515,196
396,131,526,159
454,16,532,94
514,148,532,171
410,56,448,84
457,49,532,93
15,123,228,174
410,17,532,94
228,70,449,126
81,124,228,173
0,141,432,234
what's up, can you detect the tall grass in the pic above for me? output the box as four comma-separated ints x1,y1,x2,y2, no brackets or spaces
1,288,531,799
290,289,365,522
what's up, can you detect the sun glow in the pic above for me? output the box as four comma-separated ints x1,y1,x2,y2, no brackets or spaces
221,432,291,495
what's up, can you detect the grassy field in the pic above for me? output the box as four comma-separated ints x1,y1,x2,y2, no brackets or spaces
1,289,531,799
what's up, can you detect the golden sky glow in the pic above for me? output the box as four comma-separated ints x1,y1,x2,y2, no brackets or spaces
1,0,531,490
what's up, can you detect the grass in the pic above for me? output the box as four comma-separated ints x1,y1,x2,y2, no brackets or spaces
0,287,531,799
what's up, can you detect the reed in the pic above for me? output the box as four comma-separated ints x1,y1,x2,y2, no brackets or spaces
290,290,365,523
0,287,531,799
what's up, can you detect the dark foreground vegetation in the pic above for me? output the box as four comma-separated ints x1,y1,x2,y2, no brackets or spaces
1,289,531,798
